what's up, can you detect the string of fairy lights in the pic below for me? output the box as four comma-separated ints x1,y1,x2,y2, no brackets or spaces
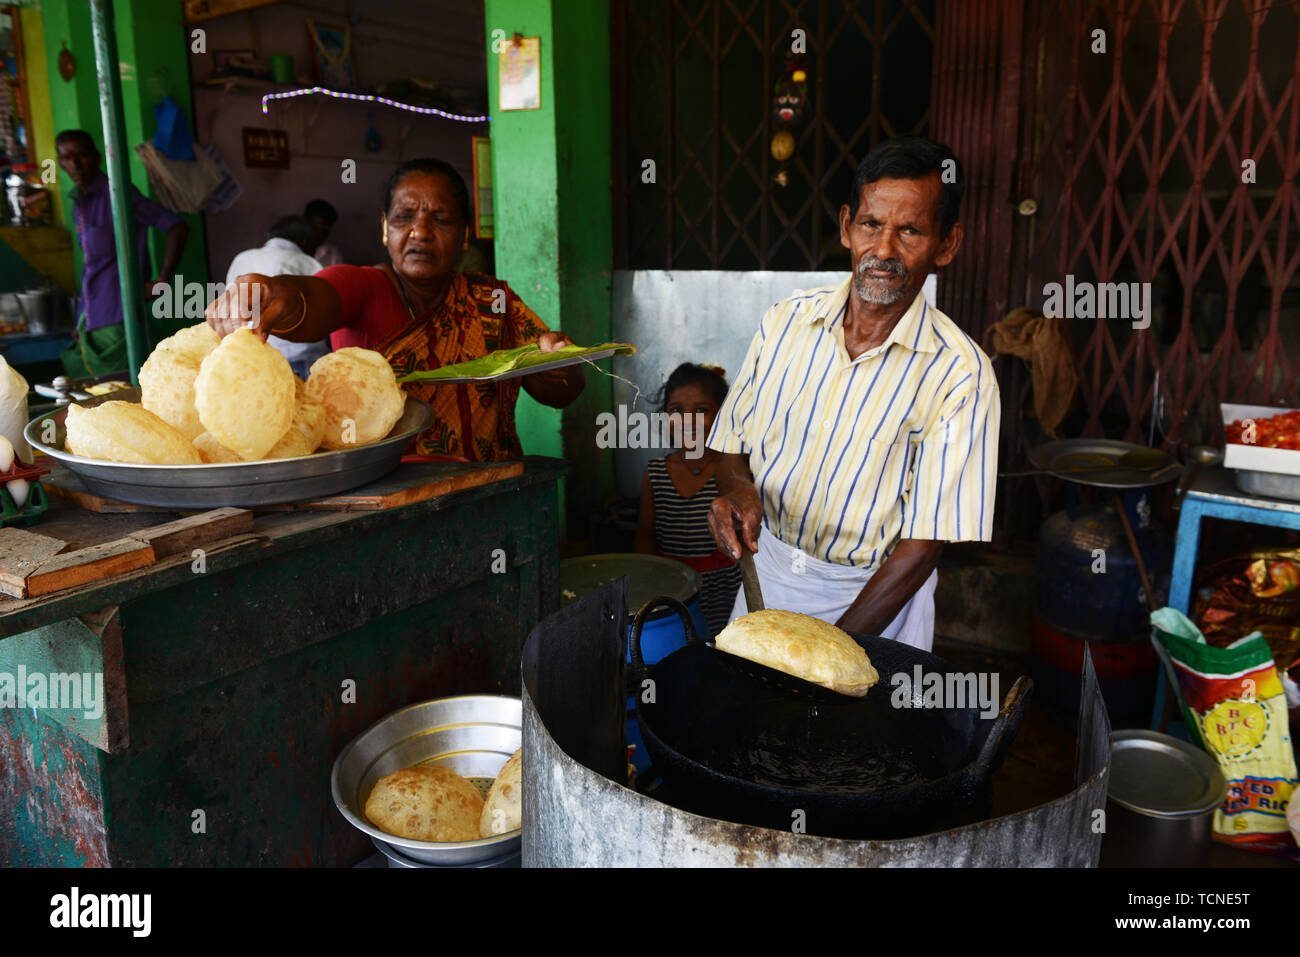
260,87,489,123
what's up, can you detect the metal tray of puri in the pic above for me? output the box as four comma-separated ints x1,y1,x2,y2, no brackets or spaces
24,388,434,509
332,695,522,866
1028,438,1180,489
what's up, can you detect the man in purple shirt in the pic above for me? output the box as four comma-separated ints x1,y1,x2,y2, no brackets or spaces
56,129,189,377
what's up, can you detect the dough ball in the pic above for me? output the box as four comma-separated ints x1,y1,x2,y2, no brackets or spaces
192,431,242,464
715,609,879,697
66,401,202,465
194,328,295,461
365,765,484,843
306,348,405,450
479,749,522,837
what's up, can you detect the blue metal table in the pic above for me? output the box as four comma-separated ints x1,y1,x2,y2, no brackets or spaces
0,331,74,367
1153,466,1300,726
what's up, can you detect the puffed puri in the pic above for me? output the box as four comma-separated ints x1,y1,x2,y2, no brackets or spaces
193,328,297,461
306,348,405,450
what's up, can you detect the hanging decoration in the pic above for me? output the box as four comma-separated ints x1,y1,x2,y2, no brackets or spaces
260,87,488,122
770,56,808,188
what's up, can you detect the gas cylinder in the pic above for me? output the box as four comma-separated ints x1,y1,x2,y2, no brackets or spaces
1031,499,1172,728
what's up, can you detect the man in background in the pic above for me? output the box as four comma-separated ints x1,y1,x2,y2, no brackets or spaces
57,129,189,377
304,198,343,267
225,215,329,377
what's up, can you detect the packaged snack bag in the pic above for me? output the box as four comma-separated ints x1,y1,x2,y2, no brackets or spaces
1152,608,1298,855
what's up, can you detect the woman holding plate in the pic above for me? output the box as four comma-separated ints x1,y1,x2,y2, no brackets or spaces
204,157,585,461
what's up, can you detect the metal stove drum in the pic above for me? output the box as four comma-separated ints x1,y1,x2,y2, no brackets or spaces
523,579,1112,867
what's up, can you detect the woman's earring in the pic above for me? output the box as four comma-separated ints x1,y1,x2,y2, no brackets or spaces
381,218,389,244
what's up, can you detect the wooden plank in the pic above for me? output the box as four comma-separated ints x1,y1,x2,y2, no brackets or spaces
0,528,67,597
127,508,255,558
25,540,156,598
41,466,173,514
289,462,526,510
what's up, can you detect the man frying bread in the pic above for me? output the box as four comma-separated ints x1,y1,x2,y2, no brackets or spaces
707,136,999,652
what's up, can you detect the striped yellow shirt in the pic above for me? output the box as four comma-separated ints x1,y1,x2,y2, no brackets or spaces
708,278,1000,568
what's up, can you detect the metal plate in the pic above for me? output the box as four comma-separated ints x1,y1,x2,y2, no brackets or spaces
331,695,522,866
23,389,433,508
407,347,620,384
560,553,700,614
1108,729,1226,818
1028,438,1181,489
368,837,520,868
1233,468,1300,503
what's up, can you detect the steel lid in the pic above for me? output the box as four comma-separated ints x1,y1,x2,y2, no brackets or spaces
560,553,700,615
1108,729,1227,818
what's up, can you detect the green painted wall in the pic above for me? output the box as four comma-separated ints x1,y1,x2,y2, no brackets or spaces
38,0,207,332
114,0,206,305
484,0,613,534
35,0,98,278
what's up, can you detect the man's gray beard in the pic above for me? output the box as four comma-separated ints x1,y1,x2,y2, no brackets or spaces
853,276,909,304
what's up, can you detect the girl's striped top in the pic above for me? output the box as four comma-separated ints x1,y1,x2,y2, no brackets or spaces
647,456,741,638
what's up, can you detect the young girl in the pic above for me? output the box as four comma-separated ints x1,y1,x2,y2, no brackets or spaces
635,363,740,638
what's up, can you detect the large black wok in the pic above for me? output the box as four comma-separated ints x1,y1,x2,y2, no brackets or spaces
631,597,1032,840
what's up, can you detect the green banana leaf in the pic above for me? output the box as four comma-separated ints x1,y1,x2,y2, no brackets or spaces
397,342,636,383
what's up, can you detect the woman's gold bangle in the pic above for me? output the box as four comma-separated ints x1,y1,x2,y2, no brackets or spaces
271,289,308,335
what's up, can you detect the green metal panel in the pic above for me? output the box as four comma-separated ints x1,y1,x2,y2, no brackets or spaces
485,0,614,534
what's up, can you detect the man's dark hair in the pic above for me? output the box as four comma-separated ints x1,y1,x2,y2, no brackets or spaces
303,198,338,223
55,129,98,153
267,215,319,255
382,157,469,223
848,135,963,237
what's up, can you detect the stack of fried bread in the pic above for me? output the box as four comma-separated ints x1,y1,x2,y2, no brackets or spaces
64,324,406,465
365,748,523,843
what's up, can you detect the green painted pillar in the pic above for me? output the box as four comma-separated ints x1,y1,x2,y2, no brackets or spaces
484,0,613,537
90,0,147,380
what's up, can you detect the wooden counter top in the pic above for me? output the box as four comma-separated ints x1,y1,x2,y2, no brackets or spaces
0,456,568,638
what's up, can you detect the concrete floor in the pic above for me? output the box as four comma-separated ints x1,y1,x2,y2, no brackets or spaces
934,636,1296,869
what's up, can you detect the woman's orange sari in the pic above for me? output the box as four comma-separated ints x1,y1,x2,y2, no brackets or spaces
377,272,549,461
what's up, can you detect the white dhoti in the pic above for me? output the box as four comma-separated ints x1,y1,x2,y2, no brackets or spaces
728,528,938,652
